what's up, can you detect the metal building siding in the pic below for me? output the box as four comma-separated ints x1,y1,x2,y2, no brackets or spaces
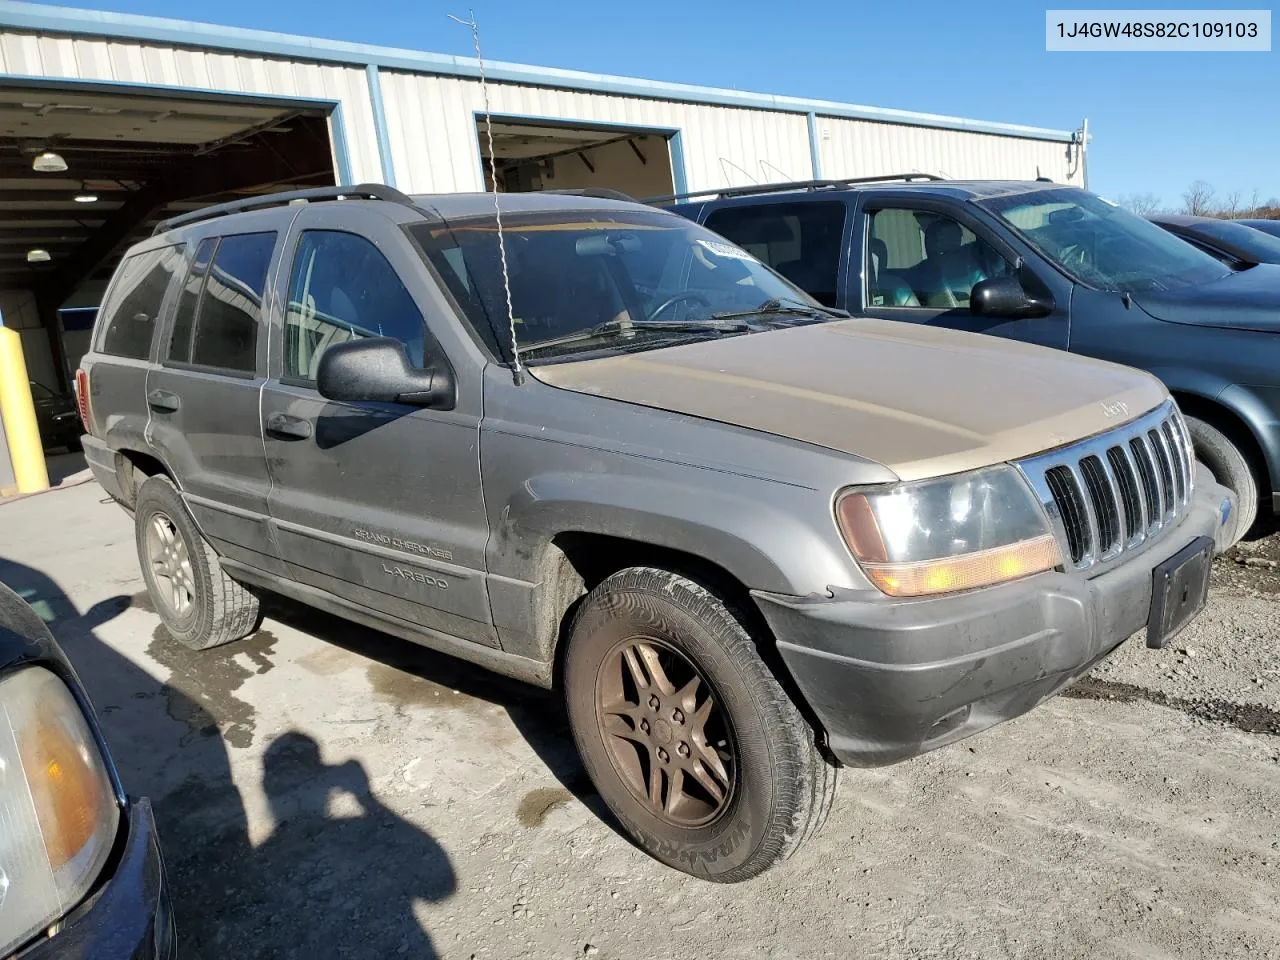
0,31,382,182
380,70,814,195
817,117,1079,184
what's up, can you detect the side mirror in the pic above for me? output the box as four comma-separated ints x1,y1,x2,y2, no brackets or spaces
316,337,455,410
969,276,1054,319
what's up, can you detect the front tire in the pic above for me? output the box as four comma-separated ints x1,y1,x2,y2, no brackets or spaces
134,475,261,649
564,567,836,882
1186,415,1257,546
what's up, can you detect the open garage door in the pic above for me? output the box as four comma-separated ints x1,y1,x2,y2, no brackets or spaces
0,82,336,387
478,118,675,199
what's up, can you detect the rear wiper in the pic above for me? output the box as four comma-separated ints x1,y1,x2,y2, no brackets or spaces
521,317,750,356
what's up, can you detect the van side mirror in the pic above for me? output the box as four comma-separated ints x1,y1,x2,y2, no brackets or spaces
969,276,1054,319
316,337,455,410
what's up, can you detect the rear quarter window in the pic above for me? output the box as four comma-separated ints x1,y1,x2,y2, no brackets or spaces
98,244,185,360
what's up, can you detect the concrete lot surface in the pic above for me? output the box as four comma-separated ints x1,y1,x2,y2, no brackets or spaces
1,482,1278,959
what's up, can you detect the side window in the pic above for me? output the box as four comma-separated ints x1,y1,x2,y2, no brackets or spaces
98,244,184,359
866,209,1012,309
188,232,275,373
168,237,218,362
284,230,425,383
703,202,846,306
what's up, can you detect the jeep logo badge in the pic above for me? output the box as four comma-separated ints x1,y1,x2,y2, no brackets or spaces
1101,399,1129,419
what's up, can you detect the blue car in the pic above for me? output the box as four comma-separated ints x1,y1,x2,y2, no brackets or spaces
0,581,174,959
671,178,1280,542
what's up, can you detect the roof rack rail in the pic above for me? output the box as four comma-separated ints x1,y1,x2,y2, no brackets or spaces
541,187,636,202
645,172,945,206
153,183,417,235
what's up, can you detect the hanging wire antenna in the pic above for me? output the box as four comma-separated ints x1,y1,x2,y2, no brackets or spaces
449,10,523,385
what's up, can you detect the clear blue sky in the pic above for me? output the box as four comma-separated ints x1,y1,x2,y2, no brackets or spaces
40,0,1280,209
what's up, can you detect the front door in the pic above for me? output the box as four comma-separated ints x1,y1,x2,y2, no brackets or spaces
855,198,1070,350
260,205,495,647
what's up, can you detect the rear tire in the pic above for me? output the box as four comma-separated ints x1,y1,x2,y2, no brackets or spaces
1186,415,1257,546
134,475,261,649
564,567,836,882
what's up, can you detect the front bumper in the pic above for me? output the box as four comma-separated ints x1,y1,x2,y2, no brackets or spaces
755,477,1234,767
19,799,174,960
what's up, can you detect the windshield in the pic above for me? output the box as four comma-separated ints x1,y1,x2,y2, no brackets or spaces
409,209,832,364
1191,219,1280,262
980,188,1231,293
1240,219,1280,239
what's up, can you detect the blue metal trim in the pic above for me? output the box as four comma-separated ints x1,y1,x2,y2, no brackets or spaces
365,64,396,187
328,102,354,185
470,111,689,196
806,111,822,179
668,130,689,197
0,0,1076,143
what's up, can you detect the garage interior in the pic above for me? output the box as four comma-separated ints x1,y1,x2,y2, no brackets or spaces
478,118,674,199
0,83,337,390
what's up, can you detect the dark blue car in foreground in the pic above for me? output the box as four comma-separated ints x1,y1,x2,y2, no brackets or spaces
672,178,1280,542
0,581,173,959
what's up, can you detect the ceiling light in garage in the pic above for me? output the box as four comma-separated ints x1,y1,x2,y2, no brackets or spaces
26,248,52,262
73,192,97,203
32,150,68,172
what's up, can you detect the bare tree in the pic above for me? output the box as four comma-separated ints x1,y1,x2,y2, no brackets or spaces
1248,189,1262,216
1183,180,1216,216
1222,191,1242,218
1118,192,1162,215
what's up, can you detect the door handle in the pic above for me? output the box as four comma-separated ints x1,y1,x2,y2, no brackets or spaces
265,412,313,440
147,389,180,413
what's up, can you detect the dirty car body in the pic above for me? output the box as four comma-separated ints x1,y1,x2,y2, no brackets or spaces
76,187,1234,878
0,582,173,959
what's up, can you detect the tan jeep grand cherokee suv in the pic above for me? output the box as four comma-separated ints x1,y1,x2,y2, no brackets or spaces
77,186,1237,881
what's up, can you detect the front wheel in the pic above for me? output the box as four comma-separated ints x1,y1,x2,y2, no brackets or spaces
1186,415,1257,546
564,567,836,882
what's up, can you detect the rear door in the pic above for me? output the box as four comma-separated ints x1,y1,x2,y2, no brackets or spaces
147,216,284,574
853,193,1070,349
83,242,186,454
260,203,495,647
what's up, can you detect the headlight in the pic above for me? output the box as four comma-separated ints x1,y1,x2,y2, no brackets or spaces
835,465,1061,597
0,667,119,956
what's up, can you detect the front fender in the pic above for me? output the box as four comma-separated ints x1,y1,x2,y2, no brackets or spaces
492,470,856,596
1155,367,1280,491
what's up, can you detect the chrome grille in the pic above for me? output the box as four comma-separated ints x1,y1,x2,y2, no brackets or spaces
1016,401,1194,572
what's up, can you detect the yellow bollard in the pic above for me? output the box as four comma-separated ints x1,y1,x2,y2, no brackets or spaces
0,326,50,494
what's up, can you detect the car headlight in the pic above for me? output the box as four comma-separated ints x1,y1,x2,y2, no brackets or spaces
835,465,1061,597
0,667,119,956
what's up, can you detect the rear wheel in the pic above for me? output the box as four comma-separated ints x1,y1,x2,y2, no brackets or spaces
134,475,261,649
1186,415,1257,546
564,567,836,882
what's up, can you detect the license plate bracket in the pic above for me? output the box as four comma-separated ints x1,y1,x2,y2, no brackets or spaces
1146,536,1215,649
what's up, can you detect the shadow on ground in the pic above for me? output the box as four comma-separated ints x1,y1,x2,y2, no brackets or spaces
0,558,459,959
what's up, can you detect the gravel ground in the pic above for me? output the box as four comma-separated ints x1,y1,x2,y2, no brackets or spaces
2,484,1279,960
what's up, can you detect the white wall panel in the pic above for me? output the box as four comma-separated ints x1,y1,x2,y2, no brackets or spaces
0,31,381,183
380,71,814,196
817,117,1079,185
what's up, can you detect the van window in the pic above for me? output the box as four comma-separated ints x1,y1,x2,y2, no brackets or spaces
703,202,846,306
99,244,185,360
189,232,275,373
866,209,1012,309
168,237,218,362
284,231,425,382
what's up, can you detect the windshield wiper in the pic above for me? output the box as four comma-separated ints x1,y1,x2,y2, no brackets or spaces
712,297,849,322
521,317,751,356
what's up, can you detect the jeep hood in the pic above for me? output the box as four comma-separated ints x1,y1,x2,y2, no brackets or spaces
1133,262,1280,333
533,318,1167,481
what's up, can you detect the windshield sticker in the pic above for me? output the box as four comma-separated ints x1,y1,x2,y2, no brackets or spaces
695,238,759,262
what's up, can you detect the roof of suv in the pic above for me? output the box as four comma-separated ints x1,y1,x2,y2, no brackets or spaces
666,178,1078,209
